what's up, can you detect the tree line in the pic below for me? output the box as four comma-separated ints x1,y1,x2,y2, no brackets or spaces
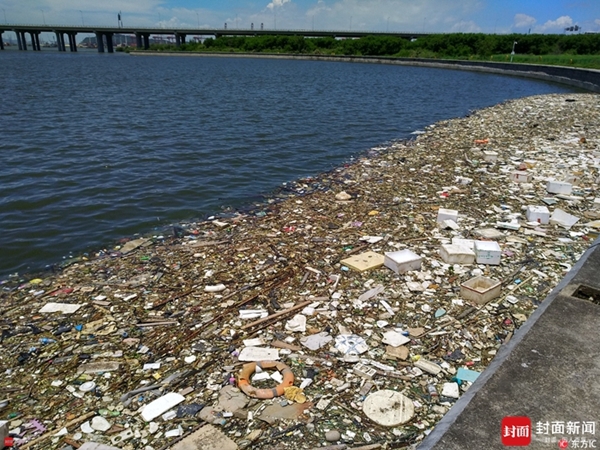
147,33,600,58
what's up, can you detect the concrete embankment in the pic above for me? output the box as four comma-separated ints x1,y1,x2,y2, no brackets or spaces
131,51,600,93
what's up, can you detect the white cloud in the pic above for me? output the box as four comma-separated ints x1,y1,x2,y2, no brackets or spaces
302,0,483,32
514,13,536,29
595,18,600,26
534,15,574,33
267,0,292,11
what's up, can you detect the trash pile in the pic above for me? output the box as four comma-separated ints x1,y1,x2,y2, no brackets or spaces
1,93,599,450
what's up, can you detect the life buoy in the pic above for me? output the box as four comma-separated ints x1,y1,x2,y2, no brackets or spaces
237,360,295,399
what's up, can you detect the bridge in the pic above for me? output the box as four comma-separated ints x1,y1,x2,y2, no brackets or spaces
0,24,428,53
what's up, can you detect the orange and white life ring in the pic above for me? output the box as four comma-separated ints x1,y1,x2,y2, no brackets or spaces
237,360,295,399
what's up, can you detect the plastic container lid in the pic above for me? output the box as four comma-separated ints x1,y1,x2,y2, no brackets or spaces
79,381,96,392
363,390,415,426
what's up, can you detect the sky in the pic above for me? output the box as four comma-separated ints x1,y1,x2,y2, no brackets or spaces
1,0,600,35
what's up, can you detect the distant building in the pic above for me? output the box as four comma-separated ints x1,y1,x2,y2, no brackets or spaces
78,34,141,48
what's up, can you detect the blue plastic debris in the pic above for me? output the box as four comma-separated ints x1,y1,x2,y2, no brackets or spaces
456,367,481,383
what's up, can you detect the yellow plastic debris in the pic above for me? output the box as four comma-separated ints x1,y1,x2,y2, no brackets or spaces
284,386,306,404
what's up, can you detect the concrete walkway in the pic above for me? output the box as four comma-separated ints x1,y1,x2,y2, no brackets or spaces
418,239,600,450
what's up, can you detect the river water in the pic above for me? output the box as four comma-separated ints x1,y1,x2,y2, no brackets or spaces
0,50,579,278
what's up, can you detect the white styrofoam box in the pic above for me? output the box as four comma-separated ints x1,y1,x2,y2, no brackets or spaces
483,150,498,162
439,244,475,265
510,171,532,183
593,198,600,210
437,208,459,223
451,237,476,250
474,241,502,265
546,180,572,195
525,205,550,224
384,249,422,275
460,276,502,304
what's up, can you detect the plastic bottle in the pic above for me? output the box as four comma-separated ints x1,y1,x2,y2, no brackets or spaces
427,384,439,400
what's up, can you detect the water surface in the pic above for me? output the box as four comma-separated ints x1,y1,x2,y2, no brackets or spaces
0,50,579,277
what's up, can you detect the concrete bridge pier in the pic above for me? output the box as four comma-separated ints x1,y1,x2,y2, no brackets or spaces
96,32,105,53
106,32,114,53
30,32,41,51
135,33,142,49
15,32,20,50
142,33,150,50
55,32,66,51
67,33,77,51
18,31,27,50
175,33,186,47
0,32,4,50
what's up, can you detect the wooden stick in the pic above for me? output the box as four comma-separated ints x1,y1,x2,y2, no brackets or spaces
136,321,179,327
241,300,313,330
309,446,347,450
176,268,296,350
187,239,230,248
149,288,193,310
511,275,534,293
271,340,302,351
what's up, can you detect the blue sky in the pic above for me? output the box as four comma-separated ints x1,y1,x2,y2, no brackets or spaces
1,0,599,34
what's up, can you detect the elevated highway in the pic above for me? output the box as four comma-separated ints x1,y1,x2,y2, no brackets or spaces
0,24,429,53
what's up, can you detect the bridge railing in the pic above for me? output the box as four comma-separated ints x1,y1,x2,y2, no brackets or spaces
0,23,426,35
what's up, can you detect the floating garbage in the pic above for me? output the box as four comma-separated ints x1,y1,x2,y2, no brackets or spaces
460,276,502,304
0,93,597,450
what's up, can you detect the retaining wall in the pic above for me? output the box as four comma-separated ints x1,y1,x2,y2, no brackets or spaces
132,51,600,93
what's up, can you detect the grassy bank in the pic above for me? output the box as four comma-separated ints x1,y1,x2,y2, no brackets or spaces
486,53,600,69
119,32,600,70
